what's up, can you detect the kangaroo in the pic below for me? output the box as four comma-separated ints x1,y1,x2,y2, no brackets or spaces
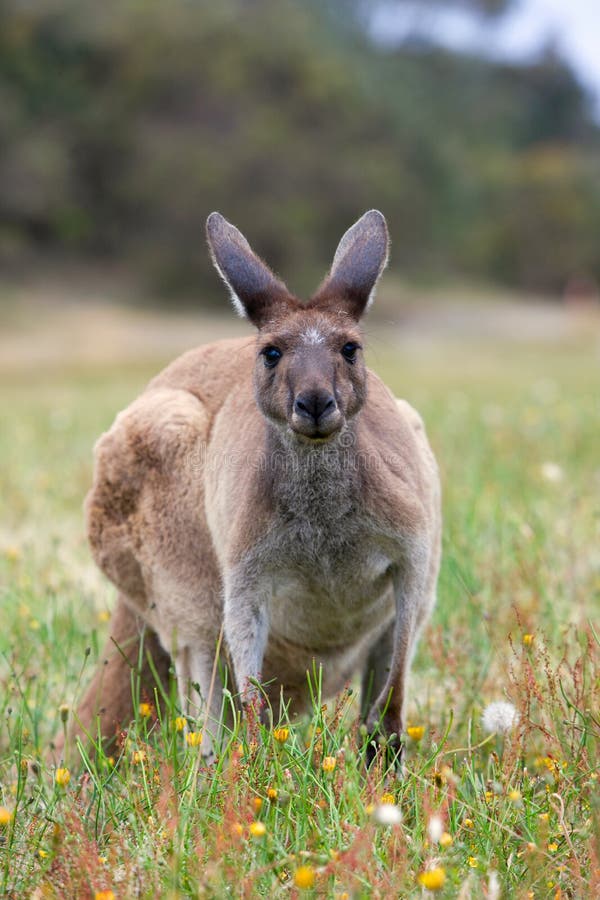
59,210,441,767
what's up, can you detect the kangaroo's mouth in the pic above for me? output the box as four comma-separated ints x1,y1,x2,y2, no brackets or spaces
296,431,336,444
290,410,344,442
290,423,343,444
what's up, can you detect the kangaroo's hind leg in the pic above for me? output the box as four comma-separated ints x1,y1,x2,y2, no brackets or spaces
50,594,172,764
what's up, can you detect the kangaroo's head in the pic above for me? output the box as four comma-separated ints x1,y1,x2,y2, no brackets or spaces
206,210,389,442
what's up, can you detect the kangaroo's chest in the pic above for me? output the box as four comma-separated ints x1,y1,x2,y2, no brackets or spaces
260,512,397,648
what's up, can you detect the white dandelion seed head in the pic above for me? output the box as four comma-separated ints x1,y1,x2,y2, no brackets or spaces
373,803,403,826
481,701,519,735
427,815,444,843
540,461,564,483
488,870,501,900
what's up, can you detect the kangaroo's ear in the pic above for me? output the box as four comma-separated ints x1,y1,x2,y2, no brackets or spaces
206,212,294,328
310,210,389,320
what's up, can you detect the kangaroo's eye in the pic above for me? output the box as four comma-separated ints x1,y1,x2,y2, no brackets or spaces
262,346,282,368
341,342,360,363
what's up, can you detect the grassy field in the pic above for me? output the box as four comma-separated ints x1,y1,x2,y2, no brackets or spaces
0,303,599,898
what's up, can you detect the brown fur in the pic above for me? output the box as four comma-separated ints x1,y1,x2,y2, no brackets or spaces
57,211,441,766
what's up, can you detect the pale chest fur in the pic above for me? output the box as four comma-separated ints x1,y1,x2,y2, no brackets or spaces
251,437,400,656
253,514,396,702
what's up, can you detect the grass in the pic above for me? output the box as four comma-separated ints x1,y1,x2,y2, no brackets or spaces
0,314,599,898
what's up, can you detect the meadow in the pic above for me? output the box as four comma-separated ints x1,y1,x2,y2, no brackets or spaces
0,298,598,898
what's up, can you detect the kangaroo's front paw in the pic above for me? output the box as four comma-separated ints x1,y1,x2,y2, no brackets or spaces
365,730,404,772
364,710,404,772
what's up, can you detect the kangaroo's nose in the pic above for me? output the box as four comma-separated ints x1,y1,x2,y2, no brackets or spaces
294,390,337,424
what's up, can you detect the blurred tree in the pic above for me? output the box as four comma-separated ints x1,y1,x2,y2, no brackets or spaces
0,0,598,299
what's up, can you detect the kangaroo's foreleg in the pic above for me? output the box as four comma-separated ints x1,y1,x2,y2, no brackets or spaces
223,570,270,710
364,557,430,770
175,639,225,764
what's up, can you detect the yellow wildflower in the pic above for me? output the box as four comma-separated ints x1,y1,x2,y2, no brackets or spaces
523,633,534,646
98,856,108,864
253,796,263,813
273,727,289,743
294,865,316,889
55,767,70,787
417,867,446,891
407,725,425,741
267,787,278,800
322,756,337,773
38,849,48,858
468,857,478,868
0,807,13,826
535,756,559,776
97,610,111,624
173,716,186,732
185,731,203,747
380,792,395,804
132,749,146,764
249,821,266,838
548,842,558,853
463,818,474,829
139,702,152,718
95,892,115,900
508,789,522,802
439,831,453,847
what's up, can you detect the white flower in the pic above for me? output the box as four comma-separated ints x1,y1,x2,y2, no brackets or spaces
488,870,501,900
427,815,444,843
540,462,563,483
481,701,519,735
373,803,403,826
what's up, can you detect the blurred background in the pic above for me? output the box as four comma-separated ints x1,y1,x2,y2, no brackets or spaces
2,0,600,311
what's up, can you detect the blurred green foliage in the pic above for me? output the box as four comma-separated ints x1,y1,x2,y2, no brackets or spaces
1,0,599,298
